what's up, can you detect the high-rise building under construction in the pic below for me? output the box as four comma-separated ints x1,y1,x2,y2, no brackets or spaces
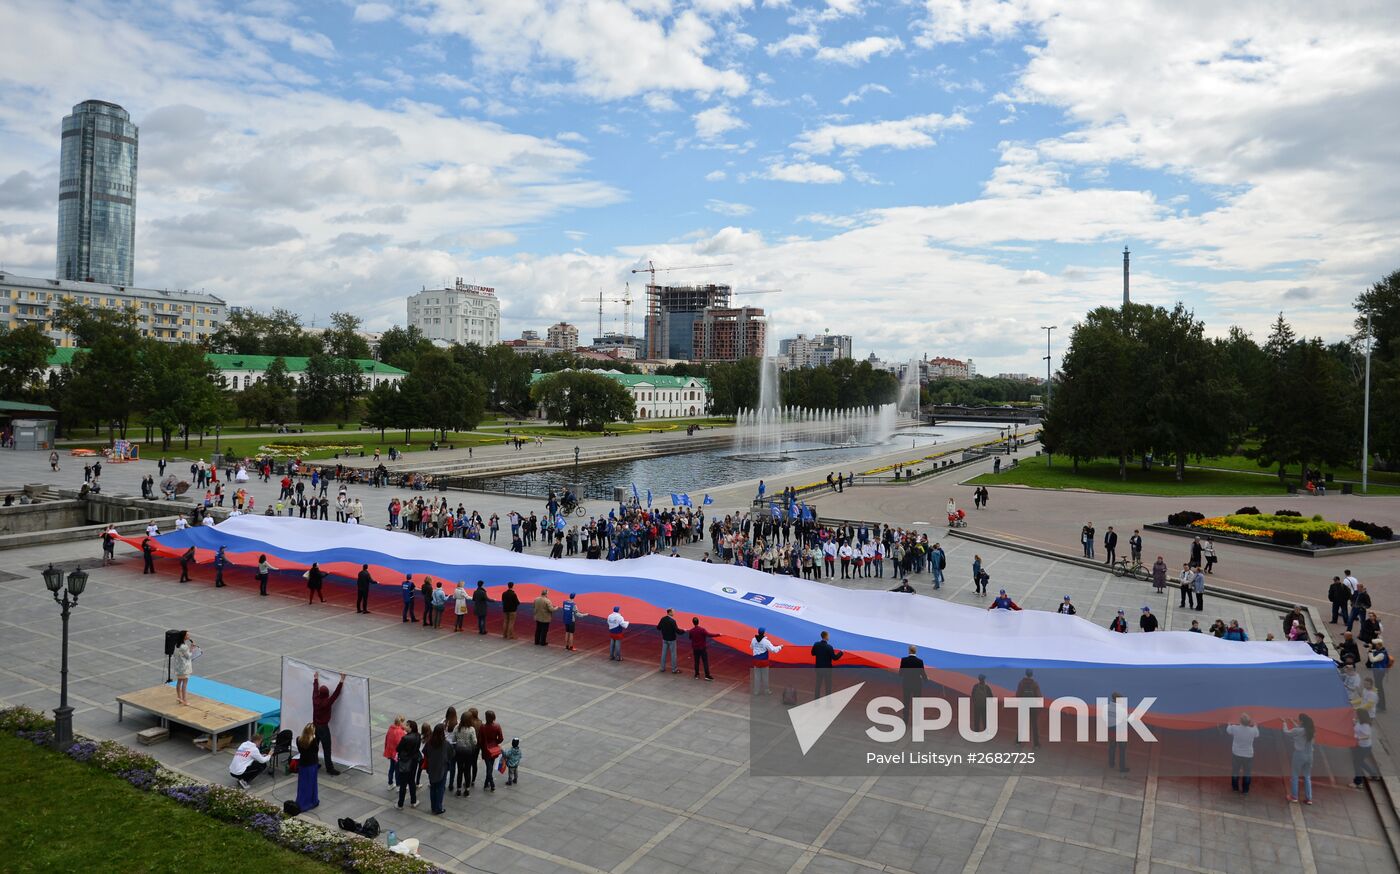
643,283,731,360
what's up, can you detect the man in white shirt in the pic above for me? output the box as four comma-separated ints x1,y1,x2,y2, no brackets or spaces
606,607,629,661
838,543,853,579
1225,713,1259,794
822,541,837,578
201,514,216,527
229,739,271,788
146,521,159,537
175,516,188,531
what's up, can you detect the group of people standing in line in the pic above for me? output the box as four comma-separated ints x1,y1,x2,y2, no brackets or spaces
383,707,516,815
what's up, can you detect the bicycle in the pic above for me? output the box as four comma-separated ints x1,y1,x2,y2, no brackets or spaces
1111,557,1152,582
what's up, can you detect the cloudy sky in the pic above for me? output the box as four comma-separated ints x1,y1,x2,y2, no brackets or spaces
2,0,1397,372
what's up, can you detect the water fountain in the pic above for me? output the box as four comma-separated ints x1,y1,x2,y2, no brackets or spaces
731,356,901,461
899,359,921,420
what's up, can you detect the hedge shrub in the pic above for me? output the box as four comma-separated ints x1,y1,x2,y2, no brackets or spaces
1168,510,1205,527
1309,530,1336,547
1349,519,1395,541
1272,529,1305,545
1275,509,1302,517
1235,506,1260,515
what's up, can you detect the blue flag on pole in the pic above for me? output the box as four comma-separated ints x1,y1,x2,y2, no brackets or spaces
646,489,652,507
770,501,780,518
670,493,679,506
702,494,713,505
679,494,692,507
631,483,639,502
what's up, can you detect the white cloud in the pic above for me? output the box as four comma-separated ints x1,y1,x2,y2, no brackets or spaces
765,31,820,56
914,0,1045,47
428,73,474,90
839,83,891,105
691,0,755,14
705,169,728,181
815,35,904,65
409,1,747,100
644,93,681,112
766,161,846,183
556,131,588,143
706,198,754,216
793,112,969,155
694,105,746,139
353,3,396,23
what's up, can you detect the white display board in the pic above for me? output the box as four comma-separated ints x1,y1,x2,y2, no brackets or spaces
279,656,373,773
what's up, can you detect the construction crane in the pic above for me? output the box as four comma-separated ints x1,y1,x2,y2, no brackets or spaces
579,285,636,341
733,289,781,296
629,260,733,285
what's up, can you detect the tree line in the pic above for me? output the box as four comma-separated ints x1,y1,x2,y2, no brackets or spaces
1042,268,1400,480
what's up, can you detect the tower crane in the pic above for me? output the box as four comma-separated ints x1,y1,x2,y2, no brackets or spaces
629,260,733,285
630,261,734,359
579,285,637,341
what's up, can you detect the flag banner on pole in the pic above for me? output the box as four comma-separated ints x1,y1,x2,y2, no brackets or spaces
703,494,713,505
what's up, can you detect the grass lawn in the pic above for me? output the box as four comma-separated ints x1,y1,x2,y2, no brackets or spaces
1191,453,1400,487
0,734,331,873
969,458,1400,496
479,417,734,439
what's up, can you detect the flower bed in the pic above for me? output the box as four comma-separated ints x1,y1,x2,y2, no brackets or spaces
1180,511,1375,548
256,442,365,458
0,706,440,873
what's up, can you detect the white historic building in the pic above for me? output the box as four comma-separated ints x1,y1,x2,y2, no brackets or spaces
407,278,500,347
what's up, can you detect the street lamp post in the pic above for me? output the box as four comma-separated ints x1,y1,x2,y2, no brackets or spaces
1040,325,1057,467
42,564,88,749
1362,309,1373,494
573,445,581,498
215,424,222,455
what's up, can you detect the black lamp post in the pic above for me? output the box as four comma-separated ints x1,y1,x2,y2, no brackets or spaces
215,424,222,454
573,445,580,498
43,563,87,749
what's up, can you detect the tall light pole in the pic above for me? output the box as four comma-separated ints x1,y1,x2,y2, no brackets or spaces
43,564,88,749
1041,325,1056,467
1362,309,1372,494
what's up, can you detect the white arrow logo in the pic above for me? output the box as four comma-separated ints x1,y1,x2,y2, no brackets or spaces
787,682,865,755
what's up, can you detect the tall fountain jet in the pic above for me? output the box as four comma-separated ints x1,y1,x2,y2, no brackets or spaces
733,355,900,460
899,359,921,421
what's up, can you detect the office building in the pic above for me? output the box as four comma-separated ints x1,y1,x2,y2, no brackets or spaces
57,100,139,286
643,284,731,360
0,271,224,346
778,332,852,369
589,332,641,360
406,278,500,347
692,306,767,362
546,321,579,352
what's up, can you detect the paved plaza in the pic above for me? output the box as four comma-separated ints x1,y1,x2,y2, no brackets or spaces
1,511,1396,873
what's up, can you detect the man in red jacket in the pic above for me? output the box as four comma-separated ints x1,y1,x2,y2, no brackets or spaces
312,671,346,775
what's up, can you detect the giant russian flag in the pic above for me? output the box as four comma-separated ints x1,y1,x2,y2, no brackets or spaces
131,516,1353,743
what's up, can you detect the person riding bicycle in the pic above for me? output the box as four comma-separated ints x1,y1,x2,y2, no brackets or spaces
561,488,577,512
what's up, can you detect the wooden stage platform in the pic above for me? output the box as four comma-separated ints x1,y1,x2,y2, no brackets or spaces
116,684,267,754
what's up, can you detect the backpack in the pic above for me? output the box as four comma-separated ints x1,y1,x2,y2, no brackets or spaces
359,817,380,839
283,800,301,816
338,816,360,832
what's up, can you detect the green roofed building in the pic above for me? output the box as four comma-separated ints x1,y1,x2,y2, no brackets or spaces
530,369,710,419
47,349,406,391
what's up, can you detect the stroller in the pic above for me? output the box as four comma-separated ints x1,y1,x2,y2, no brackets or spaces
947,508,967,528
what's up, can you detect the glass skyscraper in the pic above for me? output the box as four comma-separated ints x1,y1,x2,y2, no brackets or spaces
56,100,138,286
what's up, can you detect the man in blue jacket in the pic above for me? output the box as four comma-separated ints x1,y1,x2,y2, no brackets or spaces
400,574,416,623
810,631,844,699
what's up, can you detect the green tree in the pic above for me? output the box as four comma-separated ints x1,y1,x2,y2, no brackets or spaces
1251,315,1359,480
297,352,338,421
322,311,373,360
455,344,533,413
53,303,147,440
376,325,433,371
363,381,400,441
1041,305,1141,475
1356,269,1400,466
0,324,55,401
207,308,320,357
401,351,485,439
330,357,365,423
531,370,636,430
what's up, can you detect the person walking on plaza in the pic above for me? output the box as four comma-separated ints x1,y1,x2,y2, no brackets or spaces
750,628,782,695
1151,556,1167,594
1203,537,1218,573
179,546,195,583
1226,713,1258,795
395,720,421,809
533,588,555,646
607,606,629,660
1139,606,1159,632
1282,713,1315,803
355,564,374,613
657,608,681,672
424,723,450,815
141,535,156,574
501,582,520,639
562,593,585,651
1351,581,1373,632
295,723,321,812
384,715,406,791
213,545,228,587
172,631,195,705
479,711,504,792
972,555,985,595
1193,566,1206,611
453,581,468,632
503,738,522,786
811,630,843,699
1109,610,1128,633
257,554,276,596
401,574,417,623
1179,564,1193,608
1367,638,1390,712
1328,576,1350,624
1103,526,1118,565
312,671,345,776
930,542,946,589
305,562,325,604
473,580,490,634
1129,530,1143,563
689,617,716,680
